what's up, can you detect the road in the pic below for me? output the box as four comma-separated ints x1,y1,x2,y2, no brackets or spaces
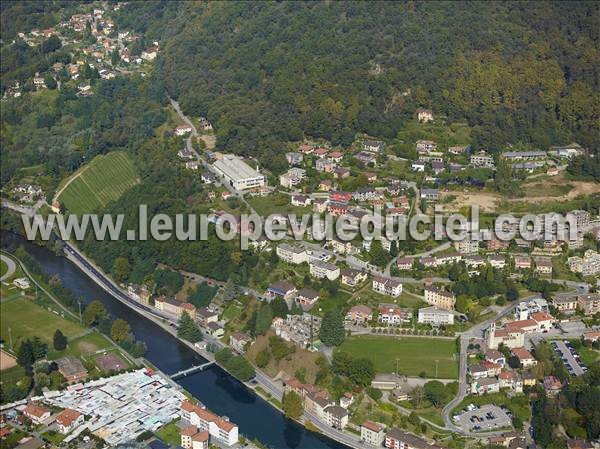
440,295,542,436
169,98,258,215
0,254,16,281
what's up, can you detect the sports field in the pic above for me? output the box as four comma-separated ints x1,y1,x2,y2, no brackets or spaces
0,297,86,349
56,151,139,214
338,335,458,378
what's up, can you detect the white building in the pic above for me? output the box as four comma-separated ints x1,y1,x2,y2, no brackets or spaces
361,421,385,446
310,260,340,280
372,277,402,297
182,400,239,447
276,244,308,264
418,306,454,325
213,154,266,191
470,151,495,168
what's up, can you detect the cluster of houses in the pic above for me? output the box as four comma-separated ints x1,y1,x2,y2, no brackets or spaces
360,420,448,449
5,4,154,99
11,183,43,203
271,313,322,349
567,249,600,277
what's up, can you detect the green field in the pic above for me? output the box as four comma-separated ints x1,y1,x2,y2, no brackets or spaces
56,151,139,214
0,297,87,349
1,259,8,277
339,335,458,378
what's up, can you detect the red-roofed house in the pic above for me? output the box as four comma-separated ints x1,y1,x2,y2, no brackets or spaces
23,403,50,425
181,400,238,446
511,347,537,368
55,408,83,434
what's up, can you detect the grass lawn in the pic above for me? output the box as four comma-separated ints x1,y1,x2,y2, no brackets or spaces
339,335,458,378
247,193,311,217
578,346,599,366
1,365,26,383
1,259,8,277
314,290,352,317
47,332,115,360
155,419,181,446
0,297,87,349
56,151,139,214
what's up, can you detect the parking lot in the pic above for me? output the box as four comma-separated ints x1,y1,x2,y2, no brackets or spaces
551,340,587,376
454,404,513,432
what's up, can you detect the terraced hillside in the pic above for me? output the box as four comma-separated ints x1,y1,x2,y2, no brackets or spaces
56,152,139,214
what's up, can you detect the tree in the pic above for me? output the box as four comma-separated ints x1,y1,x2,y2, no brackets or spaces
177,312,203,343
30,336,47,360
44,74,57,90
282,391,303,419
348,358,375,386
111,48,120,66
319,310,345,347
41,35,61,54
17,340,34,369
256,348,271,368
332,351,353,375
366,386,382,401
53,329,68,351
83,300,108,327
112,257,130,283
423,380,449,408
110,319,132,343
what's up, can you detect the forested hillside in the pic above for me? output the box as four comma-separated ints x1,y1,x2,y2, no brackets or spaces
153,1,599,171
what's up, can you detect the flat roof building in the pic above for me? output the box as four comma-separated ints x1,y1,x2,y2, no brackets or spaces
213,154,265,191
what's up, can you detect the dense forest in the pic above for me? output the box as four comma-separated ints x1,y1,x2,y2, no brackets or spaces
146,1,600,171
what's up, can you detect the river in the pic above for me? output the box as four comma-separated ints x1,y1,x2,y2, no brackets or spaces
1,231,348,449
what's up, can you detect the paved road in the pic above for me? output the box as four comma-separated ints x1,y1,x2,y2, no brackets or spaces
0,254,16,281
169,98,258,215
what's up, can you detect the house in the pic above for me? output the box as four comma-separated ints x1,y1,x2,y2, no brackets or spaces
514,255,531,270
296,288,320,310
468,364,489,380
23,404,50,425
420,188,439,202
423,285,456,310
286,152,304,166
329,151,344,163
488,254,506,268
577,293,600,315
267,281,298,301
535,258,553,275
435,252,462,266
291,194,311,207
470,151,495,168
195,307,218,327
340,392,354,409
345,305,373,324
416,108,434,123
55,408,83,434
365,172,378,182
310,260,340,280
487,237,509,252
56,356,88,383
385,428,444,449
313,198,328,213
205,322,224,338
363,140,384,153
511,347,537,368
542,376,562,397
13,278,30,289
502,150,547,161
355,151,378,166
431,161,445,175
341,268,367,287
454,238,479,254
448,145,469,155
361,421,385,446
276,244,308,265
354,187,379,202
583,331,600,342
530,311,555,332
396,257,413,270
411,161,426,172
551,295,579,314
181,303,197,320
485,349,506,367
333,167,351,179
464,255,485,268
471,377,500,395
372,277,403,297
418,306,454,325
552,143,584,159
230,332,253,354
181,400,239,446
316,158,336,172
499,371,523,393
481,360,502,377
378,304,411,325
175,125,193,136
330,238,353,254
314,147,329,158
324,405,348,429
298,143,314,154
416,140,437,153
522,371,536,387
319,180,333,191
181,425,209,449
